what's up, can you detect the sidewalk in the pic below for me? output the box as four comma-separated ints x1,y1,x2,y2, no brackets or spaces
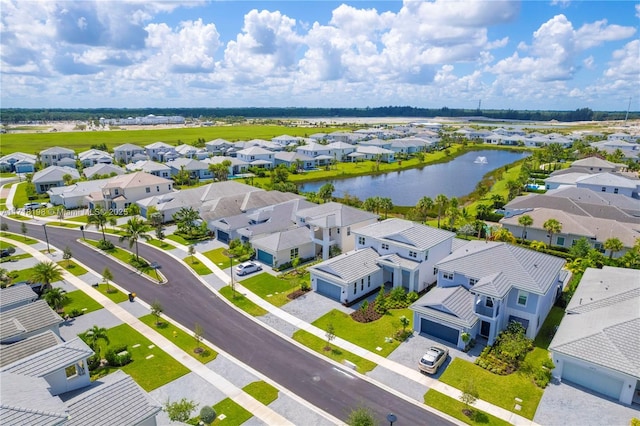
2,237,298,426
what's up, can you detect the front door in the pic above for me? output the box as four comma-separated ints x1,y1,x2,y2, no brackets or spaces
480,321,491,338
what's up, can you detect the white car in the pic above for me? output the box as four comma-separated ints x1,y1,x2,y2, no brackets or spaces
235,261,262,276
418,346,449,374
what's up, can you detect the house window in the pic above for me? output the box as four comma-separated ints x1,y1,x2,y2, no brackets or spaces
409,251,417,258
358,237,365,245
433,267,438,275
114,189,119,195
353,283,357,294
337,228,340,234
146,187,151,193
485,298,494,308
443,272,453,280
469,278,478,286
156,186,160,192
368,276,371,287
168,184,172,190
601,187,606,192
347,227,351,236
361,279,364,291
613,188,619,194
290,248,299,259
517,290,528,306
556,236,565,246
381,243,389,250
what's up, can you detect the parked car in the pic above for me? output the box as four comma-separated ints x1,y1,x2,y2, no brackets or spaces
23,202,43,210
1,248,13,258
235,261,262,276
418,346,449,374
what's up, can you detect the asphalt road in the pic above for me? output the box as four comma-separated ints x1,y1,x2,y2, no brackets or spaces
11,219,453,426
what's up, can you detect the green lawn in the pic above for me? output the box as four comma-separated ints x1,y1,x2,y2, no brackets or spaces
0,252,32,263
8,267,37,283
534,306,564,349
11,182,29,208
0,172,16,178
0,231,39,244
147,239,176,250
439,358,543,420
424,390,512,426
57,259,88,276
0,240,16,249
292,329,377,373
183,256,213,275
61,290,103,315
92,323,189,391
240,272,299,307
242,381,278,405
49,222,82,228
84,239,157,280
95,283,129,303
165,234,190,246
7,214,31,220
218,286,268,316
211,398,253,426
202,248,233,269
139,314,217,364
66,215,89,223
312,308,412,357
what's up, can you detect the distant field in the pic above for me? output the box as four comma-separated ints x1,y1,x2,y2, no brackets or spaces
0,125,348,155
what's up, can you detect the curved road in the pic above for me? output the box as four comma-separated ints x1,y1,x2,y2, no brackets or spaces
12,220,452,426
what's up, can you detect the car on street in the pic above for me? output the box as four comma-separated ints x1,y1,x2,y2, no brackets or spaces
235,261,262,276
1,248,14,258
418,346,449,374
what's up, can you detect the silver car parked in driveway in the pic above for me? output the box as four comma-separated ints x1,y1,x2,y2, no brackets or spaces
418,346,449,374
235,261,262,276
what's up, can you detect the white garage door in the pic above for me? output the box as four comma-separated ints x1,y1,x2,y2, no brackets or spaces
562,361,623,400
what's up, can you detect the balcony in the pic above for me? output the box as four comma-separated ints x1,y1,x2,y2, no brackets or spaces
475,303,499,318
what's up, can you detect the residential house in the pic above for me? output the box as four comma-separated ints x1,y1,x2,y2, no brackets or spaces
39,147,75,167
607,132,637,142
236,146,275,169
250,225,315,268
296,142,331,159
32,166,80,194
113,143,147,163
100,114,184,125
77,149,113,167
175,144,209,160
575,172,639,198
544,172,591,190
145,142,178,162
570,157,623,173
0,284,38,311
125,160,172,178
274,152,316,170
82,163,126,179
549,266,640,405
358,138,393,150
297,202,378,260
166,158,213,180
327,131,360,144
87,172,174,212
204,156,250,176
325,141,357,161
205,138,234,156
272,134,300,147
0,152,37,173
411,241,566,349
356,145,395,162
48,179,110,209
0,299,63,344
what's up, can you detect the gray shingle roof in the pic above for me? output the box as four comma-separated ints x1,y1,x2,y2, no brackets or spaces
436,241,565,296
310,248,381,284
411,286,478,328
1,337,93,377
0,373,68,426
32,166,80,184
0,300,63,342
471,272,513,298
0,330,61,368
0,284,38,310
355,218,455,250
63,370,161,426
550,267,640,378
40,147,74,155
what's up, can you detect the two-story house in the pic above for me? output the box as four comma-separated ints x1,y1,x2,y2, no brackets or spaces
145,142,179,162
325,142,357,162
272,134,300,147
78,149,113,167
411,241,566,349
236,146,275,169
575,172,639,198
39,147,75,167
205,138,234,156
113,143,147,163
175,144,209,160
86,172,174,212
125,160,172,178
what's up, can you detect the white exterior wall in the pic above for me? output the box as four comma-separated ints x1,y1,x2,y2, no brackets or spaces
273,242,315,267
311,268,384,305
43,362,91,395
576,182,635,198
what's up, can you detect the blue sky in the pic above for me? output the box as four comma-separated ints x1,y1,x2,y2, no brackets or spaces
1,1,638,111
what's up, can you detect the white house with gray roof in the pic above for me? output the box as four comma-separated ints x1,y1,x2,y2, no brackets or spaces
0,299,63,344
0,152,37,173
166,158,213,180
251,227,315,268
48,179,110,209
32,166,81,194
0,284,38,311
77,149,113,167
549,266,640,405
145,142,178,162
39,147,75,167
125,160,172,178
575,172,639,198
236,146,275,169
113,143,147,163
411,241,566,349
82,163,126,179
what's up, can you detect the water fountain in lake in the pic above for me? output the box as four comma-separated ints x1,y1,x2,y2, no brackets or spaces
474,156,488,164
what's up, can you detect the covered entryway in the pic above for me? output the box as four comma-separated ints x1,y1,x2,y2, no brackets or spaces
316,279,341,302
420,318,459,344
256,249,274,267
562,362,624,400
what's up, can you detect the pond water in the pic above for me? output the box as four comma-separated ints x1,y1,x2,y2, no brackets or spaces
299,150,529,206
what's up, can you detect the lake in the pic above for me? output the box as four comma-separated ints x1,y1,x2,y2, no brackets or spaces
299,150,529,206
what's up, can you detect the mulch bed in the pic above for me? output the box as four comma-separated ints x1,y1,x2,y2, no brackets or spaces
350,302,384,323
287,289,310,300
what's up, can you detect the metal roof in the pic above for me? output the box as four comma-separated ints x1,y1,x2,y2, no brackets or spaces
355,218,455,251
0,330,61,368
0,300,63,342
310,248,381,285
0,284,38,311
1,337,93,377
411,286,478,328
0,373,68,426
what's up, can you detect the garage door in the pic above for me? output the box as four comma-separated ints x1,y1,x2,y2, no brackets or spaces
420,318,459,344
316,279,341,302
562,361,623,400
257,250,273,266
217,230,229,243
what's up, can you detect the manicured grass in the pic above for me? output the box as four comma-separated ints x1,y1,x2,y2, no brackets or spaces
202,247,232,269
240,272,297,307
166,233,191,246
218,286,268,316
147,238,176,250
183,256,213,275
242,381,278,405
92,323,190,391
84,239,157,280
57,259,88,276
0,172,16,178
292,329,377,373
7,267,37,283
0,239,16,249
439,358,543,420
211,398,253,426
424,390,512,426
66,215,89,223
534,306,564,349
95,283,129,303
6,214,30,220
139,314,218,363
49,222,82,228
0,231,39,244
312,308,412,357
0,252,32,263
61,289,103,315
11,182,30,208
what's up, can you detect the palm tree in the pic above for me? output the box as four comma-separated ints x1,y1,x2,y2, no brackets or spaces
416,196,433,222
79,325,110,356
489,228,516,244
88,207,117,242
517,215,533,241
119,217,152,261
362,197,381,214
543,218,562,247
42,287,68,311
317,183,335,203
102,267,114,292
31,261,63,291
172,207,200,234
379,197,393,219
604,237,624,259
434,194,449,228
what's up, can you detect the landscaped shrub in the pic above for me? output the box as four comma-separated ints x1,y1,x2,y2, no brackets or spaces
406,291,419,303
105,345,131,367
68,308,83,318
199,406,216,425
475,321,533,375
86,354,101,371
129,256,149,269
97,239,114,250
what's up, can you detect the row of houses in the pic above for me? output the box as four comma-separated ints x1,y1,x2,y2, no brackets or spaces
0,285,161,425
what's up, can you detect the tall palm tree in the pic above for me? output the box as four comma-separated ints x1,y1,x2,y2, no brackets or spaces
379,197,393,219
172,207,200,234
88,207,116,242
543,218,562,247
434,194,449,228
604,237,624,259
42,287,68,311
79,325,110,356
517,215,533,241
363,196,381,215
31,261,63,291
416,196,433,222
119,217,152,261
